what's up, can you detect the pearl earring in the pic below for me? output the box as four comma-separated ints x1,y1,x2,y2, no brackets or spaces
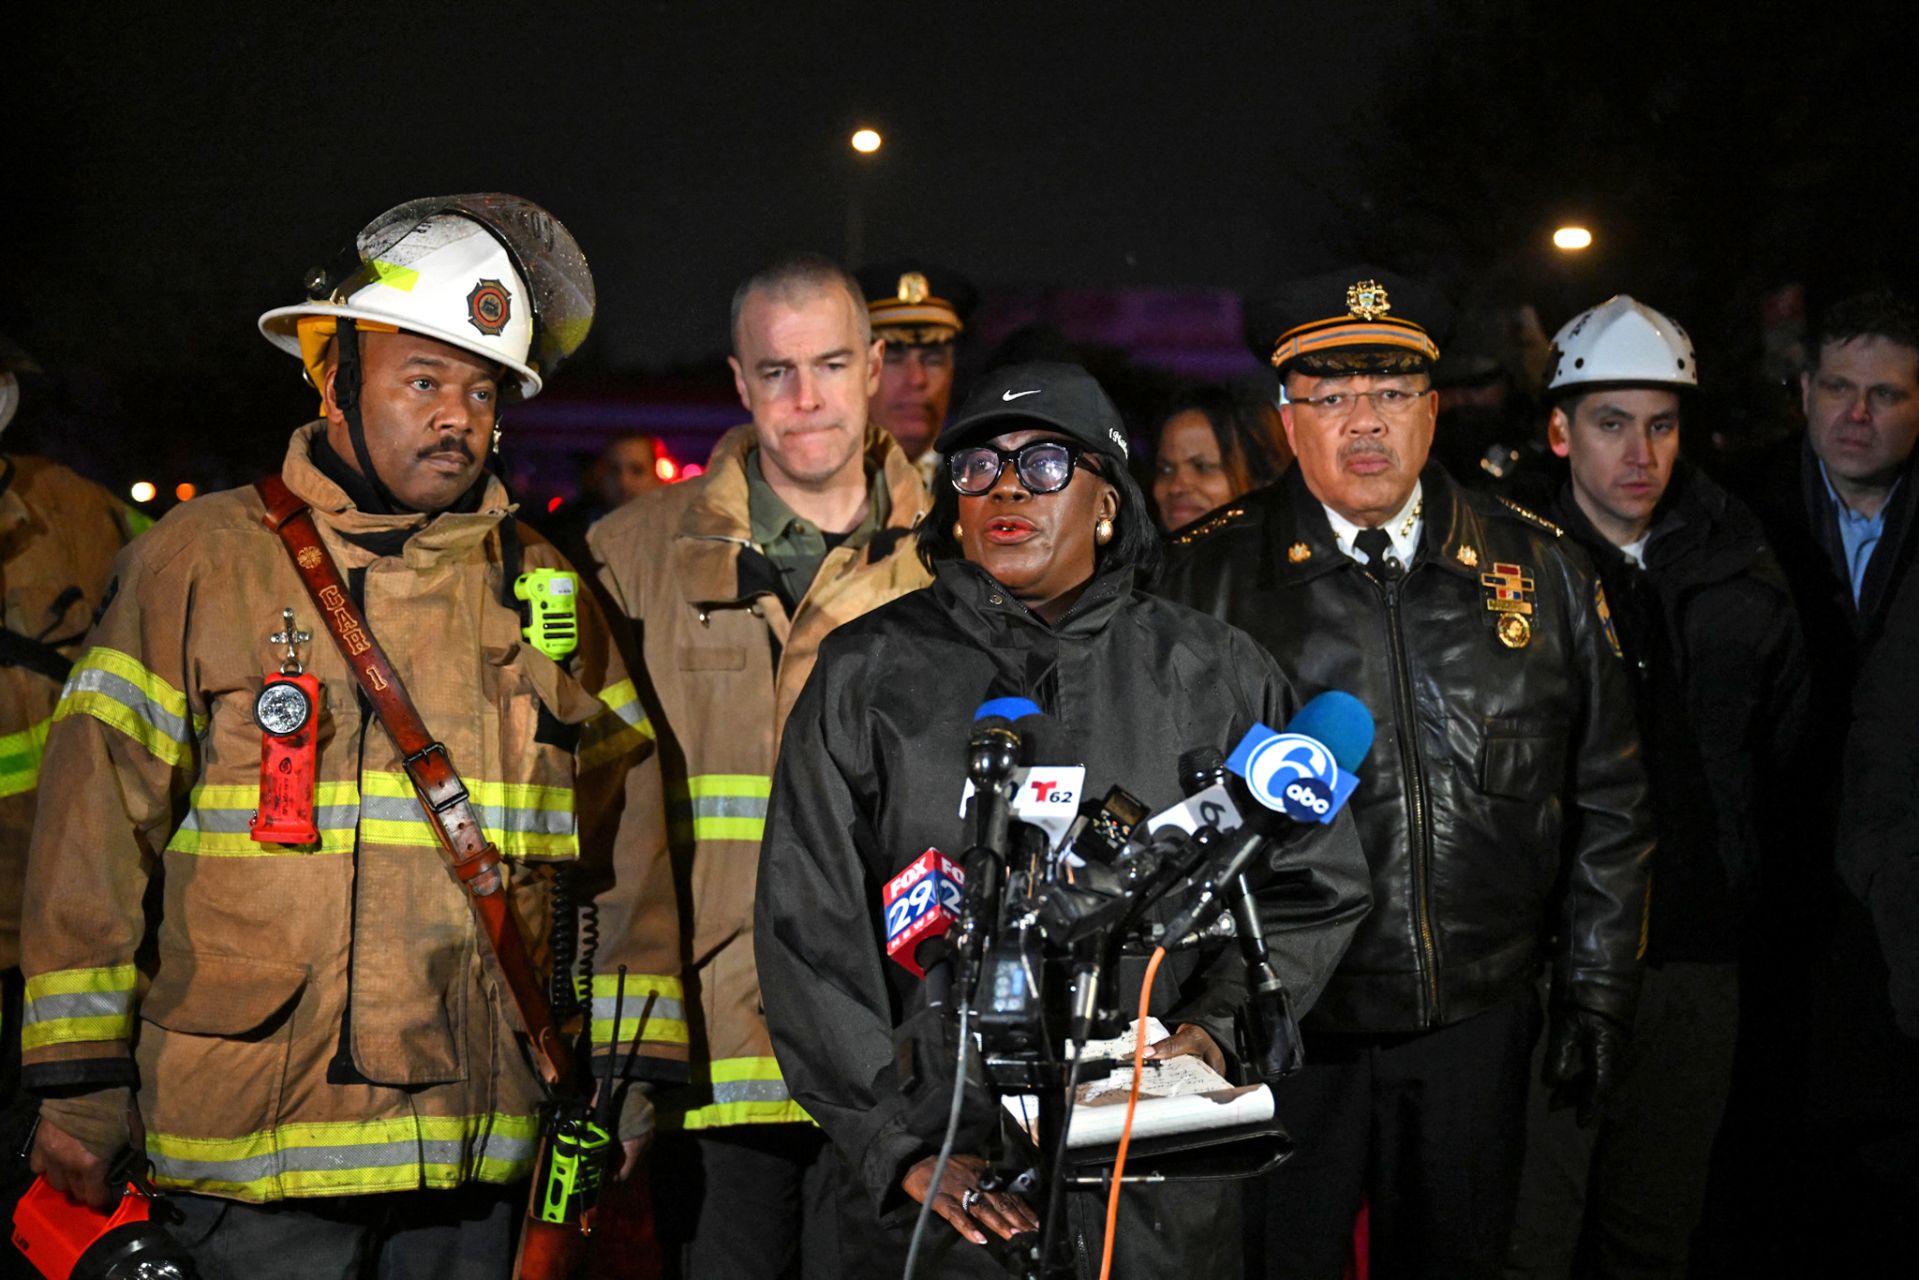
1095,517,1115,545
953,521,965,540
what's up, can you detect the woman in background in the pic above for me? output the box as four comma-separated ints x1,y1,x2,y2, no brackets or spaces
1150,385,1291,532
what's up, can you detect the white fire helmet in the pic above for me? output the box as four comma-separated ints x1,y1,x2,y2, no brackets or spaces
258,194,595,402
1546,295,1697,394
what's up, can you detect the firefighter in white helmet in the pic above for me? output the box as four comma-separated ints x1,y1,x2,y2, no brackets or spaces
22,196,686,1277
1506,295,1809,1276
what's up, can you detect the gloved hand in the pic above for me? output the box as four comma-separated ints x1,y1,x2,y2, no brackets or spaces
1542,1006,1629,1127
32,1087,138,1210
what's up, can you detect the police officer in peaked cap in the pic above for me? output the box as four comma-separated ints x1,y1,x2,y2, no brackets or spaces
1158,266,1653,1278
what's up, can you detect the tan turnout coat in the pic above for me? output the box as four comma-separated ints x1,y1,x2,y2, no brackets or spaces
587,423,930,1130
1,456,140,970
19,424,685,1202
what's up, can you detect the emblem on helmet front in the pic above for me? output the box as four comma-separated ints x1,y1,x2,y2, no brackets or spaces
467,279,512,336
1346,279,1391,321
897,272,930,304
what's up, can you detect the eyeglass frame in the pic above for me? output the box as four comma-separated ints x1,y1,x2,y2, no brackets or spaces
946,438,1101,496
1287,385,1435,418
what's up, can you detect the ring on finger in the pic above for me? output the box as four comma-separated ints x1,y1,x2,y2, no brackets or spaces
960,1188,982,1213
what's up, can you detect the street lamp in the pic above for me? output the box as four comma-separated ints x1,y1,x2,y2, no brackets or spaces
851,128,882,154
1553,225,1594,251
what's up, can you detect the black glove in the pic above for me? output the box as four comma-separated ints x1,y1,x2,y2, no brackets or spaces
1542,1006,1628,1127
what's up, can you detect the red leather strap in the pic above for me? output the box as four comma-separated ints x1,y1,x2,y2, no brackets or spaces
255,474,571,1086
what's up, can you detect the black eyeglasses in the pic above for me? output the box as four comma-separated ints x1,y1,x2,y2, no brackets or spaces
947,440,1094,496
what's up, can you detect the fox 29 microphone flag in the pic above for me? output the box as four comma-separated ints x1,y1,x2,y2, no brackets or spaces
882,850,965,978
1225,690,1376,824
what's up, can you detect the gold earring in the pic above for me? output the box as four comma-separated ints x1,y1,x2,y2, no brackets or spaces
953,521,965,540
1095,517,1114,545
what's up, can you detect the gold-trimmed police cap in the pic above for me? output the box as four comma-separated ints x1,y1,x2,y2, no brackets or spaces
1258,266,1443,379
856,261,978,346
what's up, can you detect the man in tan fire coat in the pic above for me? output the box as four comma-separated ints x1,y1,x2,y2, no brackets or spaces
587,252,931,1278
20,195,685,1277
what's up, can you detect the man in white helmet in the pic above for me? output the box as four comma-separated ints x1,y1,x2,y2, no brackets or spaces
19,196,686,1277
1504,296,1809,1277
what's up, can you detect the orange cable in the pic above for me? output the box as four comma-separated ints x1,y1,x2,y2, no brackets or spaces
1097,944,1166,1280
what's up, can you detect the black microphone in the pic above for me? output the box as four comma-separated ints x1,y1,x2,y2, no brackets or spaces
954,697,1044,1007
1181,747,1304,1078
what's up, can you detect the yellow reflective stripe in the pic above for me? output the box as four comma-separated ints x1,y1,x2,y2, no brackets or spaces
670,774,771,844
588,972,688,1048
21,964,138,1050
165,781,361,856
684,775,773,800
358,769,579,858
54,648,205,768
594,679,648,732
577,680,654,773
658,1056,813,1130
145,1111,539,1202
0,716,52,799
673,1100,814,1129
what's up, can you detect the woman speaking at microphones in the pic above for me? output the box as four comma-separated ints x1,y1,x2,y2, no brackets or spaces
754,362,1371,1278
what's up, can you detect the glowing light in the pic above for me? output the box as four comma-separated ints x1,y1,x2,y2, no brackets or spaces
1553,226,1594,251
130,481,157,503
683,463,705,479
655,457,679,482
850,128,882,154
174,482,197,502
546,496,564,513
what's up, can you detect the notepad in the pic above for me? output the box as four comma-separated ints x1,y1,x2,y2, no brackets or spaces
1001,1019,1276,1148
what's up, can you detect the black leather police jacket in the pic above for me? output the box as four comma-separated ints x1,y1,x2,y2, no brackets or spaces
1158,465,1652,1034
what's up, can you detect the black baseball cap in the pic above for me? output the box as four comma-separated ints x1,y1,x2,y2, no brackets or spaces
937,361,1130,463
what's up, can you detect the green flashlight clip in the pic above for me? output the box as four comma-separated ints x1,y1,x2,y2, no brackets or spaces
515,569,580,661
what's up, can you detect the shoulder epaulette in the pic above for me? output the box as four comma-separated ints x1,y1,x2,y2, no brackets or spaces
1171,506,1250,547
1495,496,1563,537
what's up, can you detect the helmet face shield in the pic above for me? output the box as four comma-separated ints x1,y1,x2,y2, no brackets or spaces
260,193,596,402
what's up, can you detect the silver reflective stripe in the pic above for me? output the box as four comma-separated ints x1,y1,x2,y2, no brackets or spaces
21,989,133,1026
360,794,575,837
176,804,360,835
591,994,684,1025
65,668,194,744
711,1078,791,1105
476,1129,538,1166
683,794,768,821
148,1132,540,1185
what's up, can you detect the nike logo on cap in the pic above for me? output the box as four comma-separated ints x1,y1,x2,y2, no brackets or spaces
1002,389,1042,401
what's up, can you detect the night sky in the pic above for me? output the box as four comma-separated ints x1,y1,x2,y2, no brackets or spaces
7,2,1916,490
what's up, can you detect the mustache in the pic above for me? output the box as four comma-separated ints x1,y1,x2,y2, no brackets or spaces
417,436,476,462
1338,439,1397,465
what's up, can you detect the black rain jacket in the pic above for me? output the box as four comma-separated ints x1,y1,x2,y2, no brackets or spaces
1551,463,1808,963
755,558,1371,1218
